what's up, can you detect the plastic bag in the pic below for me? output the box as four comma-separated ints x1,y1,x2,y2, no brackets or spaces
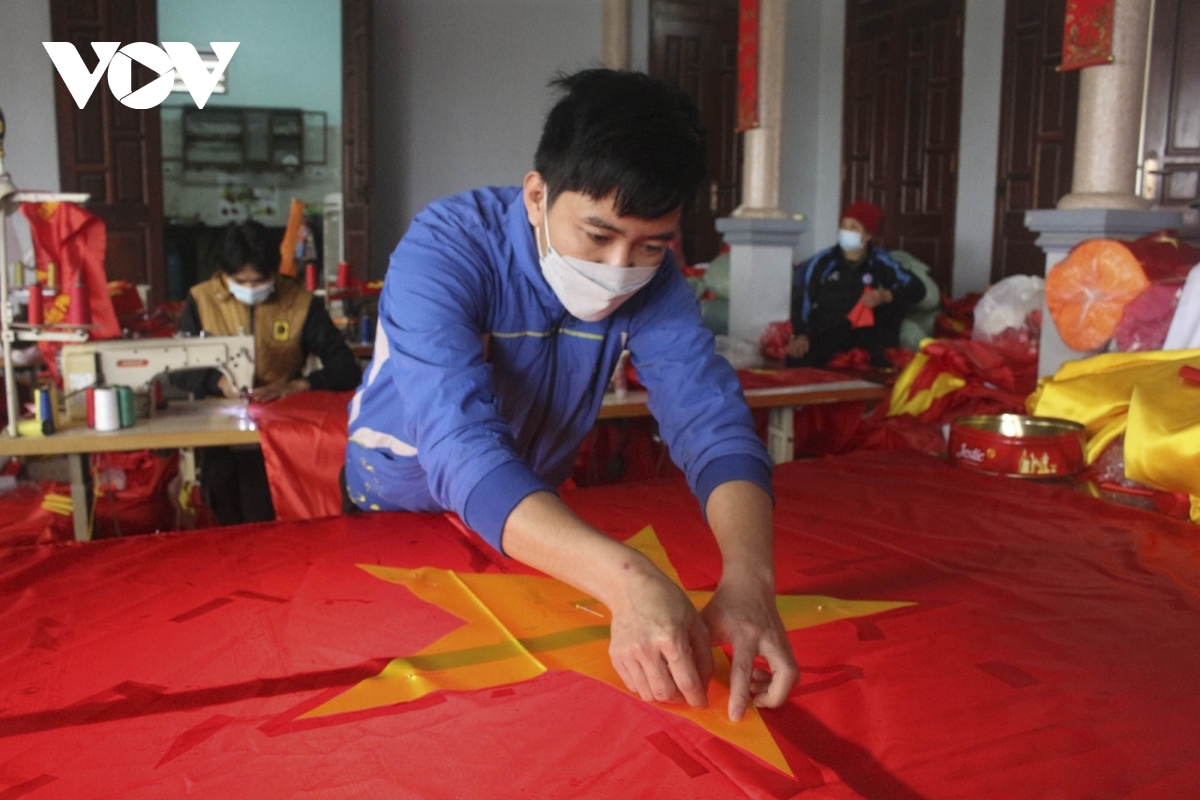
972,275,1044,355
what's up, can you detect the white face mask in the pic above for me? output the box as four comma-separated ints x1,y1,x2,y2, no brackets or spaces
228,278,274,306
838,229,865,253
537,204,658,322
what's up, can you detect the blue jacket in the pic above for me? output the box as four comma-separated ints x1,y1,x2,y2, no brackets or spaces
345,187,772,552
791,244,925,335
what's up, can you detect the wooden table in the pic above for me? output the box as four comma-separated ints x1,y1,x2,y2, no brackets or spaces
598,379,888,463
0,399,259,541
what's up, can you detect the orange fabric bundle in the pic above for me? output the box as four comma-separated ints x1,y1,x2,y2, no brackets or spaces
1046,239,1149,351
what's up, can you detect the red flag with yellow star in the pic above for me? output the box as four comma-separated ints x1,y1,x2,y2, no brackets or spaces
1,452,1199,797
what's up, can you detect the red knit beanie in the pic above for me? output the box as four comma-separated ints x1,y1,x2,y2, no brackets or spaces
842,201,883,236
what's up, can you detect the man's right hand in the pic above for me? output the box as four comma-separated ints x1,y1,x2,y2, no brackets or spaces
502,492,714,709
786,334,810,359
607,560,713,708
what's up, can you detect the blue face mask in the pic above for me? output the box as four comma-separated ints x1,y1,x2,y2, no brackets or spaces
228,279,274,306
838,229,864,252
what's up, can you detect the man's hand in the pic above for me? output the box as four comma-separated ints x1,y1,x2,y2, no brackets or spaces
249,378,310,404
502,492,715,710
705,480,799,720
786,334,810,359
608,561,713,708
861,287,894,308
701,573,797,720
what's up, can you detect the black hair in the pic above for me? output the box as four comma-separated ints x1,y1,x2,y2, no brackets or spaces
220,220,278,278
534,69,706,219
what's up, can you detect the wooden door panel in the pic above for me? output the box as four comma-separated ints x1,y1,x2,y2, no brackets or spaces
844,0,963,291
650,0,739,264
990,0,1077,283
1143,0,1199,239
51,0,163,303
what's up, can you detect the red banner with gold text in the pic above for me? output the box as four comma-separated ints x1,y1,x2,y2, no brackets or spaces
736,0,759,132
1062,0,1114,71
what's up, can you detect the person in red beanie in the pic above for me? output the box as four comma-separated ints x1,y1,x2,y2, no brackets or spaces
787,200,925,368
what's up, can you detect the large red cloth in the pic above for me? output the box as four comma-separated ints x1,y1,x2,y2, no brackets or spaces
248,391,354,521
1,451,1197,798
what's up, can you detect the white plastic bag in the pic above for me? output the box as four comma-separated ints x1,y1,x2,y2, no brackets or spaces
972,275,1045,345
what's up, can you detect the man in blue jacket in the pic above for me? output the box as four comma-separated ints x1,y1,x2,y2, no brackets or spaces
344,69,797,722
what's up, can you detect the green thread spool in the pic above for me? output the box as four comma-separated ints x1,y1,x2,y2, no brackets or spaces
116,385,136,428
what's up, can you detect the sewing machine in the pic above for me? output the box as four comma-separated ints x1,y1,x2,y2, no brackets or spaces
60,334,255,420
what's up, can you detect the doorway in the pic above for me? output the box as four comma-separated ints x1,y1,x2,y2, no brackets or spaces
990,0,1078,283
842,0,965,293
648,0,741,265
1143,0,1200,242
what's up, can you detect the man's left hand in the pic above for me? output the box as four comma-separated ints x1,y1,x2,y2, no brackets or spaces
701,575,798,721
249,378,310,404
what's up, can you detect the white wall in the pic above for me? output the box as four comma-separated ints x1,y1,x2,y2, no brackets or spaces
779,0,844,261
370,0,603,277
952,0,1005,296
0,0,61,260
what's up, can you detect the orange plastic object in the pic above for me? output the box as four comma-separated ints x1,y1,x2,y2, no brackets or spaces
1045,239,1149,351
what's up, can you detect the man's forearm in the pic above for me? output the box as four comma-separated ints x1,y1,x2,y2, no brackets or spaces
704,480,776,586
501,491,656,611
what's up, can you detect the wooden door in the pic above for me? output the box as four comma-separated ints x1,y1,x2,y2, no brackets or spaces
341,0,372,277
1143,0,1200,241
50,0,164,304
843,0,964,292
990,0,1078,283
650,0,740,264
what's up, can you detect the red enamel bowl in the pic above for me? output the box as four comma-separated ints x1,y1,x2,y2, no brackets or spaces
949,414,1086,479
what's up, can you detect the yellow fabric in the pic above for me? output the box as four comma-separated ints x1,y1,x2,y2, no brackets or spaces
190,272,312,387
888,345,966,417
1030,348,1200,522
306,526,914,776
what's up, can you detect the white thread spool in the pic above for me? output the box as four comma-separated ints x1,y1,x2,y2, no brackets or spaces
93,387,120,432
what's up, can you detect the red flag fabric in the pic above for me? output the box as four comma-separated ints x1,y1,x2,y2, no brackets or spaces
1061,0,1114,71
736,0,759,132
20,202,121,386
1,451,1199,797
248,391,354,521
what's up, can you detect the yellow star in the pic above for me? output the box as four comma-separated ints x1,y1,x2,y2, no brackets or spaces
303,526,912,776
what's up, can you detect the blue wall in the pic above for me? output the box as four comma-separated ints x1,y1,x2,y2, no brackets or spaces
158,0,341,122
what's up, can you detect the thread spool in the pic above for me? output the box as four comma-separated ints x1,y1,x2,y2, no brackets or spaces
17,419,48,438
359,313,371,345
45,262,57,292
93,387,120,432
35,388,56,434
116,386,136,428
67,271,91,326
13,260,25,287
153,377,168,411
85,387,96,428
337,261,350,288
27,283,43,325
305,262,318,291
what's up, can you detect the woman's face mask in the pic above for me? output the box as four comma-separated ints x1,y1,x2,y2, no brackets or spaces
537,203,659,322
837,228,865,253
228,276,275,306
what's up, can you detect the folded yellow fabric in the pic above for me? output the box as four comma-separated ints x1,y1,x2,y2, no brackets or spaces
1029,348,1200,522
